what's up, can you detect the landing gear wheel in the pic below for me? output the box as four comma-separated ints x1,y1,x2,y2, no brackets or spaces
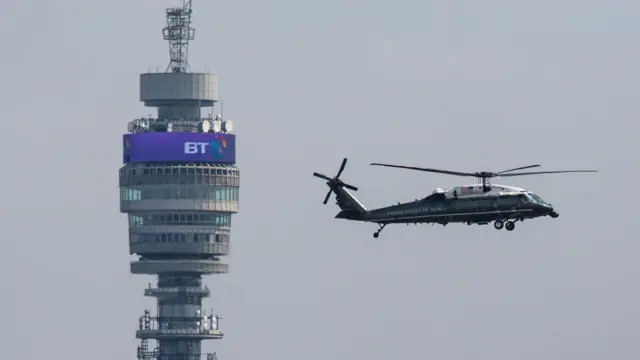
505,221,515,231
494,220,504,230
373,224,386,238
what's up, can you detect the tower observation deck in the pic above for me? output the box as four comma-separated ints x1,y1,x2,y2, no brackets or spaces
119,2,238,360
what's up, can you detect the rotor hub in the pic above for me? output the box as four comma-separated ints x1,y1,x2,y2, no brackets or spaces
313,158,359,204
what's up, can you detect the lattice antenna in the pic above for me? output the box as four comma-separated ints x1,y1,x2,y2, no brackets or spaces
163,0,195,73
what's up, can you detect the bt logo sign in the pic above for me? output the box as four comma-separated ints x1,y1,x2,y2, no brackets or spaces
184,142,210,154
184,137,228,159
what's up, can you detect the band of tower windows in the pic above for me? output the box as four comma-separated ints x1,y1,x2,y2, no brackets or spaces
129,212,232,227
130,232,230,245
121,185,239,202
120,165,239,186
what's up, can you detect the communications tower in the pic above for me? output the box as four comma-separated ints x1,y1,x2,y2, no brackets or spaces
119,2,239,360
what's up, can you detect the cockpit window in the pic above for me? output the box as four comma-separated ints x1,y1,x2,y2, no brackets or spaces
527,192,547,204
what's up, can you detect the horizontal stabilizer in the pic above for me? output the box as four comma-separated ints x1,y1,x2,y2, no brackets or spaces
335,209,363,220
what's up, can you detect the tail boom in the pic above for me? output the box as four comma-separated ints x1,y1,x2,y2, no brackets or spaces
329,184,366,214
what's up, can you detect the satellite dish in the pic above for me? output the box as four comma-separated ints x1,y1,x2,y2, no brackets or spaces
167,123,173,132
127,121,134,132
222,120,233,133
212,120,222,133
200,120,211,133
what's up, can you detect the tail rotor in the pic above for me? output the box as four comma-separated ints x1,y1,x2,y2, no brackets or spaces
313,158,359,204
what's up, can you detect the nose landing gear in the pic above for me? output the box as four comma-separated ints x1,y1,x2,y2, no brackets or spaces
505,221,515,231
494,220,516,231
494,220,504,230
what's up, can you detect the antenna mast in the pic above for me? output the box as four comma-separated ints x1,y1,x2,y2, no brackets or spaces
163,0,195,73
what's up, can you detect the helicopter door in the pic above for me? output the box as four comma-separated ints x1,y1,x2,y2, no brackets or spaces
476,198,491,211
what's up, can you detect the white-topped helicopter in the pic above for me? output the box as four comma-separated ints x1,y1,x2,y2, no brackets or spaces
313,158,598,238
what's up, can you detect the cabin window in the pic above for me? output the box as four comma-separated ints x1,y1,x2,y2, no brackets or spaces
499,196,517,205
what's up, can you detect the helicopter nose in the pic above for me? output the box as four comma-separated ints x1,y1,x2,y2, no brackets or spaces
543,204,559,218
535,202,554,215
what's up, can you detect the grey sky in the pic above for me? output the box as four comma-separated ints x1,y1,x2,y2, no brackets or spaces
1,0,637,359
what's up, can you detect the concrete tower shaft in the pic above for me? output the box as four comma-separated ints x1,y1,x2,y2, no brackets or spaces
122,161,238,360
119,2,237,360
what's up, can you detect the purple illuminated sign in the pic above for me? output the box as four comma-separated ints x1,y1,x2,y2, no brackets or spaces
123,132,236,164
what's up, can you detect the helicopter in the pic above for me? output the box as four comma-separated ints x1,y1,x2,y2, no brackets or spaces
312,158,598,238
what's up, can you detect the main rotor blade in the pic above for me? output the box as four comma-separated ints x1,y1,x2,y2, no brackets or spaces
336,158,347,178
497,169,599,177
323,189,332,204
342,183,359,191
497,164,541,174
313,172,332,181
370,163,475,177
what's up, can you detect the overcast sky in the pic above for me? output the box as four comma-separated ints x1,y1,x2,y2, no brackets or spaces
1,0,638,359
